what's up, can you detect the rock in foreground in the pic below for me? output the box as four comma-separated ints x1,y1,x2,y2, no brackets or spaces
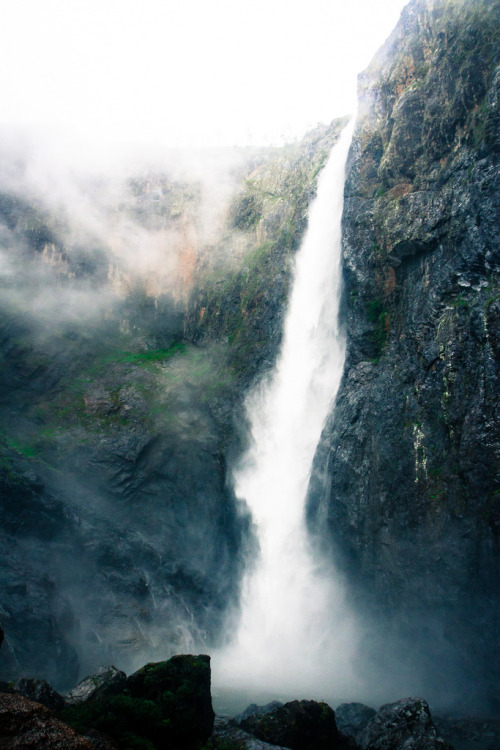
239,699,355,750
335,702,377,741
0,692,95,749
12,677,66,712
62,653,214,749
359,697,452,749
210,715,292,749
66,665,126,704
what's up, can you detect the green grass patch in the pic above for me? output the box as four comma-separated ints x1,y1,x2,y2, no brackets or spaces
95,342,187,370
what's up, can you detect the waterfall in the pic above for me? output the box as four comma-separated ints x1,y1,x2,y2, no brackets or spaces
213,119,360,704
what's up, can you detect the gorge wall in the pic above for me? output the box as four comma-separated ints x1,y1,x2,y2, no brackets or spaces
308,0,500,713
0,125,341,688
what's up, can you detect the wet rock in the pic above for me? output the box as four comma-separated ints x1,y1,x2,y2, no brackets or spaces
125,654,214,745
359,698,452,749
336,702,377,740
308,0,500,711
0,691,94,749
239,699,355,750
12,677,65,711
235,700,284,722
61,654,214,749
433,713,500,750
66,666,126,704
211,715,291,749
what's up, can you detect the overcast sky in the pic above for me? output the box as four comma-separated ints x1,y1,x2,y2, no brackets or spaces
0,0,408,152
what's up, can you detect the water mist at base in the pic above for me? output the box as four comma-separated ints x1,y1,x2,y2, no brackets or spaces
213,119,362,707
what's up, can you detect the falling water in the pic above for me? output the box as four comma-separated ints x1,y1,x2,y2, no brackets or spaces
213,119,360,704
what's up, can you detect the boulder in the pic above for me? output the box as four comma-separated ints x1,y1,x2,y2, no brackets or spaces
236,700,284,722
239,699,355,750
66,665,126,704
211,715,292,749
335,702,377,740
0,692,94,749
124,654,214,746
12,677,65,711
335,703,377,739
359,698,452,749
61,653,214,749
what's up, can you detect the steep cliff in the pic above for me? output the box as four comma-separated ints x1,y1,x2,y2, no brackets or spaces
308,0,500,713
0,125,340,687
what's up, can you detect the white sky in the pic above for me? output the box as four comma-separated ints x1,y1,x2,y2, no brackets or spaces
0,0,408,150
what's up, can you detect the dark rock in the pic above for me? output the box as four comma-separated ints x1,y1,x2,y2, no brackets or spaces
433,713,500,750
235,700,284,722
81,729,119,750
0,691,94,749
307,0,500,711
336,702,377,740
61,654,214,749
211,715,291,749
66,666,126,704
125,654,214,746
239,699,355,750
12,677,65,711
359,698,452,749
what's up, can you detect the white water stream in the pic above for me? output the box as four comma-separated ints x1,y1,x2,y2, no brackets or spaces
214,119,361,703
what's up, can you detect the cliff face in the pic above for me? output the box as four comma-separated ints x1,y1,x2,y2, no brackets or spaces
308,0,500,711
0,126,340,688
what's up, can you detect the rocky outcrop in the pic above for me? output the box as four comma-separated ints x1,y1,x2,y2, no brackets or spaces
359,698,451,750
124,655,215,746
308,0,500,713
66,666,126,704
61,654,214,749
186,121,347,386
210,716,292,749
0,122,341,688
335,703,377,743
11,678,65,712
238,699,355,750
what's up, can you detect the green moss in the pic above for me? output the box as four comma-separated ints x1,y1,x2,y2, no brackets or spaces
1,435,39,460
61,695,163,748
85,341,187,376
367,298,389,360
367,298,384,322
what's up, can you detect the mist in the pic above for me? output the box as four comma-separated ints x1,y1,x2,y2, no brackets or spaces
0,0,409,149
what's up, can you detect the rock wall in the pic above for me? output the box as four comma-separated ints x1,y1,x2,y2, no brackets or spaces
308,0,500,712
0,125,341,688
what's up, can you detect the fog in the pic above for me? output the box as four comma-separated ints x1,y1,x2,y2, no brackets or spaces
0,127,260,335
1,0,408,149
